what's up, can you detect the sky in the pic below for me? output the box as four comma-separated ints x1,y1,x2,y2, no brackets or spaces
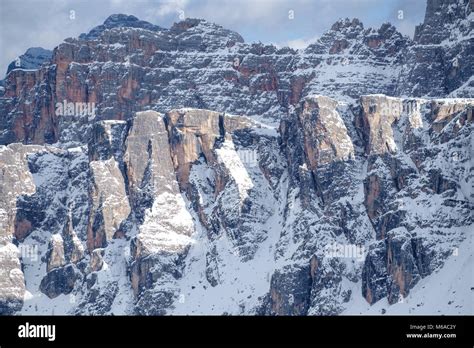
0,0,427,73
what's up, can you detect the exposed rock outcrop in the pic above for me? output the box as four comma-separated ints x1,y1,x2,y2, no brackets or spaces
40,264,82,299
0,244,26,314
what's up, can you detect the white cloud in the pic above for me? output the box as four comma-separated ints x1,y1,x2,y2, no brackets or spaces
280,36,319,50
144,0,190,20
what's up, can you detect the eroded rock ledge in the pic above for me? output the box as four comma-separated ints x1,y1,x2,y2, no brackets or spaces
0,93,472,314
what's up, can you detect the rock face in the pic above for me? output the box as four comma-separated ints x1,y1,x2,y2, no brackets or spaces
288,95,354,169
0,143,42,313
40,264,82,299
124,111,196,313
166,109,222,191
362,227,429,305
414,0,472,45
398,0,473,97
0,244,26,314
0,1,473,315
46,234,66,273
88,155,130,250
359,95,405,155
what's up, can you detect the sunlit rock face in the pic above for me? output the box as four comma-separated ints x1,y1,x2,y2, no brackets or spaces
124,111,196,308
0,244,26,314
0,0,473,316
0,144,42,313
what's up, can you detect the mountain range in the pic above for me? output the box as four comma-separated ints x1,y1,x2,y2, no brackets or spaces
0,0,472,315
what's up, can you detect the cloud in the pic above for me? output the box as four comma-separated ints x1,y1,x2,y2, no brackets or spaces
278,36,319,50
141,0,190,21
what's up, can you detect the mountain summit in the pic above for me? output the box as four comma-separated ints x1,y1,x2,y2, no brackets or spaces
79,14,164,40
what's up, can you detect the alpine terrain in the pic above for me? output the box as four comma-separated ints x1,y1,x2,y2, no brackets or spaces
0,0,473,315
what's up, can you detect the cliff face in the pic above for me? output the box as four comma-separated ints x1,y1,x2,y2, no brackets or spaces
0,1,473,315
2,2,472,147
398,0,473,97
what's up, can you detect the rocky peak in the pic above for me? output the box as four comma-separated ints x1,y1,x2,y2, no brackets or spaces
363,23,410,59
170,18,207,33
306,18,407,58
79,14,164,40
330,18,364,34
170,18,244,51
6,47,52,75
104,14,146,27
306,18,364,55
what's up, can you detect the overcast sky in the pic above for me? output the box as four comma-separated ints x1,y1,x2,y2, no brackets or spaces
0,0,427,73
